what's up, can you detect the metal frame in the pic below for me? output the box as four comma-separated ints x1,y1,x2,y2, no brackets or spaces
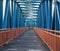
0,0,2,29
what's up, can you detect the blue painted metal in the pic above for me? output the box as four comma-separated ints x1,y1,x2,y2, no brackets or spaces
45,0,50,28
55,9,59,30
26,21,29,27
17,7,21,28
52,8,59,30
1,0,59,30
21,12,25,27
11,1,17,28
0,0,2,29
19,9,23,28
37,5,42,28
45,0,52,29
41,2,45,28
52,1,60,30
2,0,9,29
7,4,11,28
15,4,22,28
57,2,60,30
48,1,52,29
16,4,25,28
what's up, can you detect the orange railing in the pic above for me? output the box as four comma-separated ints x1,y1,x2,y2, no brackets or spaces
34,28,60,51
0,28,28,47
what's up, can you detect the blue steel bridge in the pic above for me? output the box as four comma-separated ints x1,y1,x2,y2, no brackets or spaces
0,0,60,51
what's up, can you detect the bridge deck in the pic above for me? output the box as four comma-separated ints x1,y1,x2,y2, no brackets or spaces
0,29,50,51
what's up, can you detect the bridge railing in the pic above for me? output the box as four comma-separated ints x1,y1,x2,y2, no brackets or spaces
34,28,60,51
0,28,28,47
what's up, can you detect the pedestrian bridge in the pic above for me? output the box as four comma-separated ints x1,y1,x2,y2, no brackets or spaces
0,0,60,51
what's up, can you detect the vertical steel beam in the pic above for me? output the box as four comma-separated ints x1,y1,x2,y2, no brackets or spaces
48,1,52,29
45,0,52,29
55,9,59,30
15,4,19,28
41,2,45,28
21,12,25,27
20,12,22,28
2,0,9,29
52,8,59,30
37,6,39,27
17,7,21,28
17,7,20,28
7,4,11,28
0,0,2,29
37,5,42,28
45,0,48,29
52,0,59,30
11,1,17,28
57,2,60,30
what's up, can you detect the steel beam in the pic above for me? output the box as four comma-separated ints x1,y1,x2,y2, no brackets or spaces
37,5,42,28
11,1,17,28
57,2,60,30
7,4,11,28
21,13,25,27
0,0,2,29
2,0,9,29
17,7,22,28
45,0,52,29
41,2,45,28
